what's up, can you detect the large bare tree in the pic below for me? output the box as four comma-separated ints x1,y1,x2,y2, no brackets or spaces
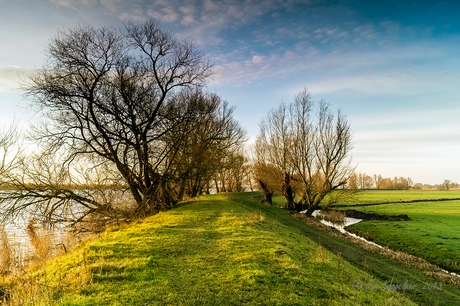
1,20,230,225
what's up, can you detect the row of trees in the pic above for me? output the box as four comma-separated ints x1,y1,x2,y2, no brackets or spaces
347,173,414,190
0,20,248,226
346,173,459,191
414,179,459,191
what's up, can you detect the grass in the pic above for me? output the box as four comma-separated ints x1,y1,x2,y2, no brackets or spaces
3,193,418,305
272,189,460,274
271,190,460,209
234,193,460,306
332,190,460,206
345,200,460,274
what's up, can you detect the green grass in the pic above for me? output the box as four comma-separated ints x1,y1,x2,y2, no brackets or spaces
272,190,460,209
21,193,417,305
346,200,460,274
334,190,460,206
233,193,460,306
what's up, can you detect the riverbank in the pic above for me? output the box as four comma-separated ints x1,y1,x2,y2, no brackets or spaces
1,192,421,305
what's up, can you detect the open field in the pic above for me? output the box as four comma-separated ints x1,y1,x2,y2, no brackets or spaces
3,193,422,306
334,190,460,206
272,190,460,208
345,200,460,274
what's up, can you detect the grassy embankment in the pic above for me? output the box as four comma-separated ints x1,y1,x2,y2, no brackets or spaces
4,193,421,305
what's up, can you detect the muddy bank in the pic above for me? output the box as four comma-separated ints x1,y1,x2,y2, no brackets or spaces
335,209,410,221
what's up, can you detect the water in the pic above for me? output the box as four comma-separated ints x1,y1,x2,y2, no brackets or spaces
0,188,136,267
2,217,73,267
311,210,382,248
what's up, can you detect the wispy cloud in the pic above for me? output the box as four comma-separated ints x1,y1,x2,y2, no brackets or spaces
49,0,96,8
119,8,146,23
0,66,34,93
100,0,120,12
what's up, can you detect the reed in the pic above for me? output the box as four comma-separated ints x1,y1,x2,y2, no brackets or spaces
317,210,346,226
0,227,12,275
26,219,51,264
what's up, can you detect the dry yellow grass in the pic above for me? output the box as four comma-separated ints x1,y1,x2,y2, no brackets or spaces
26,219,52,264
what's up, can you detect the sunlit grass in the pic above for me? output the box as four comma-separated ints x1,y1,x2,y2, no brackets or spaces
271,189,460,208
3,193,413,305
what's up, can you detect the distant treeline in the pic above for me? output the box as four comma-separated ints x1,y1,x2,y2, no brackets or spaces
347,173,458,191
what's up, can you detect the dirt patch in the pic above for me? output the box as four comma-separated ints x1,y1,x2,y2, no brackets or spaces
338,209,409,221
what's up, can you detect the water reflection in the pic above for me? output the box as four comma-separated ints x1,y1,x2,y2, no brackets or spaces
310,210,383,249
0,188,135,267
3,218,73,267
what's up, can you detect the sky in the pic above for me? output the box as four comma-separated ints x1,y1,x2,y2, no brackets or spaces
1,0,460,185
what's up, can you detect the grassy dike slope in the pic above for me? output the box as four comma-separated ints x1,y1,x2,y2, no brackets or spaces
26,193,416,305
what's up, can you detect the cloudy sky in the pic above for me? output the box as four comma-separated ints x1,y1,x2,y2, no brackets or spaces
1,0,460,184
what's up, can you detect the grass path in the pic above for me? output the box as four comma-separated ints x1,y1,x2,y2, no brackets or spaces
14,193,418,305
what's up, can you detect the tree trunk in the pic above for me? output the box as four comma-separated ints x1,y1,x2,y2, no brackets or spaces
220,172,226,192
258,179,273,205
178,179,186,200
282,172,295,210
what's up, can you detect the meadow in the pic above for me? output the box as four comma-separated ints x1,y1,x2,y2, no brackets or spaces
345,199,460,274
2,193,419,306
271,190,460,208
334,190,460,206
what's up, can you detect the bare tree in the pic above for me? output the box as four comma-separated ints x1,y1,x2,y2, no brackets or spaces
4,20,218,224
442,179,452,191
357,173,373,189
255,88,354,213
168,91,246,199
256,103,297,209
0,122,20,181
373,174,383,189
290,90,354,213
347,172,358,190
251,138,284,204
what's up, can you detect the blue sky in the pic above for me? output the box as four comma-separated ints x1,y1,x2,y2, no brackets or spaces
1,0,460,185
